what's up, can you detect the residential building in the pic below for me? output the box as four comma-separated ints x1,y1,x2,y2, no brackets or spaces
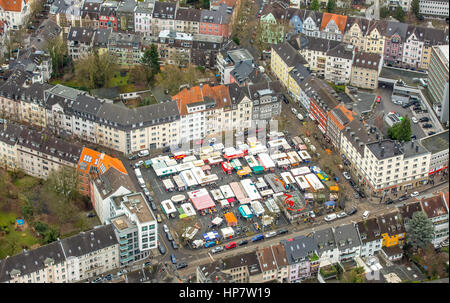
217,47,253,85
9,49,53,84
326,104,355,151
294,35,340,75
402,25,424,69
416,27,447,71
151,0,177,36
49,0,82,33
117,0,137,32
282,235,320,282
134,1,153,35
196,261,232,283
420,130,449,176
93,28,112,54
67,26,95,60
325,43,354,85
343,17,370,51
334,223,361,261
259,3,287,44
302,10,323,38
256,243,289,282
427,45,449,105
199,3,232,38
350,51,383,90
377,212,405,248
313,228,339,267
175,7,201,34
356,218,383,258
18,82,53,128
320,12,347,41
419,0,449,18
107,31,143,66
109,192,158,265
247,81,283,121
270,41,307,90
221,252,263,283
60,224,119,282
98,1,118,31
0,0,30,30
383,21,408,68
420,193,449,248
156,30,193,66
287,63,311,102
80,0,102,29
363,20,387,55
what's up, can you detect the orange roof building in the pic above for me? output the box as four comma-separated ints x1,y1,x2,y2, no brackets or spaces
224,212,238,226
321,13,347,34
0,0,27,12
77,147,128,196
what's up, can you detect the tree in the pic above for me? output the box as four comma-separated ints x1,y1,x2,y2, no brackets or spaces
387,115,412,142
128,65,149,86
154,64,204,95
232,36,240,45
140,44,160,78
411,0,420,18
393,5,405,22
45,36,68,78
380,6,390,19
310,0,320,11
406,212,435,250
202,0,210,9
45,166,79,204
74,51,118,89
327,0,336,13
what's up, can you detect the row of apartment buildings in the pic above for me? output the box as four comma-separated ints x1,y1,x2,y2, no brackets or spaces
260,2,448,70
50,0,236,38
0,0,29,31
197,193,449,283
0,67,282,155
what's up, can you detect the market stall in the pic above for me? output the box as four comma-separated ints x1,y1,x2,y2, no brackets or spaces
241,178,262,201
230,182,251,204
298,150,311,162
250,201,265,217
304,173,325,190
180,170,198,188
264,198,280,214
212,217,223,226
173,174,187,191
180,202,196,217
221,227,235,239
171,194,186,203
224,212,237,226
210,189,224,201
290,166,311,176
230,159,242,170
192,159,205,167
219,184,235,198
188,188,216,211
161,200,177,216
223,147,245,160
203,231,220,242
221,161,233,175
163,178,175,192
295,175,311,190
238,205,253,219
182,155,197,163
218,199,230,209
257,153,276,172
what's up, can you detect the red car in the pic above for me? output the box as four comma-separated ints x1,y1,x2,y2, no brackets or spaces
225,242,237,250
376,96,381,103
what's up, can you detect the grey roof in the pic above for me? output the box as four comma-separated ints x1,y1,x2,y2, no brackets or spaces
288,63,311,86
117,0,137,13
227,48,254,65
0,123,23,145
95,166,136,199
356,218,382,245
0,242,65,282
272,41,307,67
30,19,61,51
72,95,103,116
222,251,262,276
420,130,449,154
377,211,405,235
135,2,153,14
93,28,112,46
313,228,337,255
21,82,53,105
200,3,232,25
367,139,429,161
96,100,180,130
176,7,202,22
282,235,317,265
230,62,254,85
334,223,361,251
385,21,409,40
108,32,142,47
300,76,339,111
326,43,354,60
353,52,381,70
294,34,341,52
342,118,379,155
227,82,248,104
344,16,370,35
152,1,177,19
67,26,95,44
247,80,283,101
60,224,118,258
0,69,30,100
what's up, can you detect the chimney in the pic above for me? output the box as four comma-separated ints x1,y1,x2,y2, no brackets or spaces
381,146,385,157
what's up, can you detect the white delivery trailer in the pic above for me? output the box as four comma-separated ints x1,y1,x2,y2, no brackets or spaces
240,178,262,201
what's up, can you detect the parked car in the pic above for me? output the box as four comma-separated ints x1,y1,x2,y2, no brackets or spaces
282,95,289,104
156,214,162,223
138,149,150,157
422,123,433,128
143,188,150,196
171,240,178,249
163,224,169,233
411,135,417,140
337,212,347,218
359,191,366,198
349,180,356,186
428,131,436,136
291,107,298,114
162,146,171,153
398,195,409,202
264,231,277,238
225,242,237,250
343,171,351,180
385,199,394,205
211,246,224,254
176,262,188,270
410,191,419,197
238,239,248,246
362,210,370,219
419,117,430,123
134,160,144,168
277,229,288,235
411,117,418,124
170,254,177,264
347,208,357,216
86,213,96,218
251,234,265,242
166,232,173,241
376,96,381,103
92,277,102,283
324,213,337,222
128,154,138,160
104,274,113,281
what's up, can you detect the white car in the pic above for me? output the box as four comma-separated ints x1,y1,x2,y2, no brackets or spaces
264,231,277,238
134,160,144,168
291,108,298,114
297,113,304,121
211,246,224,254
411,117,418,124
138,149,149,157
410,191,419,197
163,224,169,233
362,210,370,219
343,171,351,180
324,214,337,222
337,212,347,219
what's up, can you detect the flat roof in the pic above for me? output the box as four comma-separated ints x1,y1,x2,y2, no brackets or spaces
111,214,134,231
122,193,155,223
420,130,449,154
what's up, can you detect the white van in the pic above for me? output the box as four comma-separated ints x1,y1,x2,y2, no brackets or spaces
362,210,370,219
134,168,142,178
324,213,337,222
137,177,146,188
138,149,149,157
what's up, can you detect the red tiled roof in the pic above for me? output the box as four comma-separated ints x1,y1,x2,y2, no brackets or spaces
421,194,448,218
77,147,127,176
321,13,347,34
0,0,25,12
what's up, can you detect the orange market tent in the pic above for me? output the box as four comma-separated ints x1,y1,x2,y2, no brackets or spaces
224,212,238,226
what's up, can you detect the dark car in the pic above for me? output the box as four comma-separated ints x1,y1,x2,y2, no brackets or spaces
398,195,409,202
238,239,248,246
385,199,394,205
166,232,173,241
163,146,170,153
277,229,289,235
86,213,96,218
428,131,436,136
170,254,177,264
128,154,138,160
282,95,289,104
413,106,421,111
419,117,429,122
150,202,157,211
402,102,413,108
104,274,113,281
411,135,417,140
349,180,356,187
171,240,178,249
422,123,433,128
158,244,166,255
347,208,357,216
176,262,188,270
359,191,366,198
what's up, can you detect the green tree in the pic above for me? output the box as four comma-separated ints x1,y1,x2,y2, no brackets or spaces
406,212,435,250
43,226,59,244
380,6,390,19
202,0,210,9
310,0,320,11
232,36,240,45
141,44,160,78
326,0,336,13
411,0,420,18
388,115,412,142
393,5,405,22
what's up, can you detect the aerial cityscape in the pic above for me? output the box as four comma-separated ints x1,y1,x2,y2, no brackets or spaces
0,0,448,285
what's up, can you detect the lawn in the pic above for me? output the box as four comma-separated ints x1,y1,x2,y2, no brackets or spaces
108,71,129,87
